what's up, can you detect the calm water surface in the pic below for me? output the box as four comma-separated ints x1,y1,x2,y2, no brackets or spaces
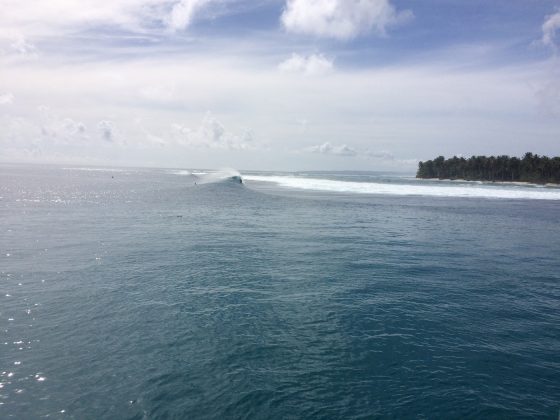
1,164,559,418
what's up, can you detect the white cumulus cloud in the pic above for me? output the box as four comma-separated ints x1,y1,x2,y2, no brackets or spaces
278,53,333,76
172,112,256,150
38,106,88,145
281,0,413,40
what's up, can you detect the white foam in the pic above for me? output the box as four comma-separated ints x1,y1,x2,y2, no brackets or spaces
244,175,560,200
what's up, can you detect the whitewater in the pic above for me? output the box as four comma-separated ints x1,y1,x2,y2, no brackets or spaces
244,174,560,200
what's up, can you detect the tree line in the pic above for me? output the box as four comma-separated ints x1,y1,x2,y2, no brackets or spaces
416,153,560,183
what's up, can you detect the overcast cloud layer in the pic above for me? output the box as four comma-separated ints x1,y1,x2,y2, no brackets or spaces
1,0,559,170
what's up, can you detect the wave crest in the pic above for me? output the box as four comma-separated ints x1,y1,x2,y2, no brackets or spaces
195,168,243,185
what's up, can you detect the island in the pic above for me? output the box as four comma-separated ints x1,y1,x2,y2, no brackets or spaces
416,153,560,184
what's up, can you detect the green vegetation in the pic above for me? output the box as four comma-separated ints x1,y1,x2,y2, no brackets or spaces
417,153,560,184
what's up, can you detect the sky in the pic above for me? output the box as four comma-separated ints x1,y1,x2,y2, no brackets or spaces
0,0,559,171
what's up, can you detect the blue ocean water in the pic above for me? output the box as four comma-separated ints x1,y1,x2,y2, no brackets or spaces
1,163,559,419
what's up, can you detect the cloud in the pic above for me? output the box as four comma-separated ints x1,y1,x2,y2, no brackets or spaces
0,43,555,168
278,53,333,76
97,120,115,142
281,0,413,40
0,0,222,40
305,143,417,166
172,112,256,150
542,10,560,50
38,106,87,144
307,142,357,156
306,143,396,159
0,92,14,105
535,9,560,116
10,37,37,55
168,0,213,31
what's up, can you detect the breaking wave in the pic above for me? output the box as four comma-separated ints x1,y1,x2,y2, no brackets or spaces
244,175,560,200
169,168,243,184
194,168,243,185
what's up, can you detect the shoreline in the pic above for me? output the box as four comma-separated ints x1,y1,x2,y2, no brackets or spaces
417,177,560,188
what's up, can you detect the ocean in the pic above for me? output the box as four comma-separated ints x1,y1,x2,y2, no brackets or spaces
1,163,559,419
